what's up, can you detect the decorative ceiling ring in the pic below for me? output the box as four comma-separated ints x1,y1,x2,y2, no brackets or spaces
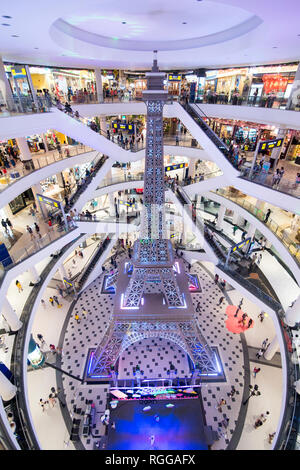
50,15,263,52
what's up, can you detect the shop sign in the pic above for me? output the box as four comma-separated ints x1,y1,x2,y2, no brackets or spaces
262,74,289,94
168,74,182,81
230,237,251,253
63,278,73,288
11,66,26,77
165,163,188,172
36,193,60,208
259,138,283,151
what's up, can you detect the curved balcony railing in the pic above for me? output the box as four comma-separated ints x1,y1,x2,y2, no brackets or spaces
213,188,300,267
0,96,52,118
0,144,94,194
10,236,83,449
239,173,300,200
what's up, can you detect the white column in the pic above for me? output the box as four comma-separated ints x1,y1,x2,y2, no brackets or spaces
188,158,196,178
28,266,41,284
287,62,300,110
95,68,104,103
32,183,47,219
59,264,67,282
264,336,279,361
16,137,32,162
216,204,226,229
270,128,286,168
0,56,14,110
246,223,256,239
99,115,107,136
2,297,22,332
42,133,49,153
109,192,116,216
0,370,17,401
25,65,39,109
284,295,300,327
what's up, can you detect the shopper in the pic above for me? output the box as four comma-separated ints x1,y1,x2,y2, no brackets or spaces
49,297,55,307
48,218,53,230
256,348,265,360
16,280,23,293
48,393,57,408
258,311,265,322
6,218,12,231
227,386,236,399
264,209,272,223
262,338,269,349
74,313,81,324
53,295,61,307
1,218,8,233
39,398,48,412
34,222,40,234
41,299,46,309
217,296,225,306
253,367,261,378
214,274,219,284
195,301,201,312
233,225,238,235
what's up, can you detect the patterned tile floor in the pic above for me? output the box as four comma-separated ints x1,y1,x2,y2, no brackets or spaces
60,252,248,450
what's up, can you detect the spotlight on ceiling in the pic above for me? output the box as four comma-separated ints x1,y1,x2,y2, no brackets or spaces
1,23,10,26
122,21,126,24
2,15,12,18
182,22,187,24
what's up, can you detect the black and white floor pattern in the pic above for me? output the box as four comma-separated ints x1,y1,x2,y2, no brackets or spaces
61,254,246,450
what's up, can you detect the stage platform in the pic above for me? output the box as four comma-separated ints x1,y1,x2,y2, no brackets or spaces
106,397,214,450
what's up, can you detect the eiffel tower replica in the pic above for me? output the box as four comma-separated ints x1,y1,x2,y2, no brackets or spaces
87,52,219,380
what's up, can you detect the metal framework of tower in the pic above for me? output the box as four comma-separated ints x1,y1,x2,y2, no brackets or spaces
87,53,219,380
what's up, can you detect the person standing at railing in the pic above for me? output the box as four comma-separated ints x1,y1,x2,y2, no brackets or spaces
264,208,272,223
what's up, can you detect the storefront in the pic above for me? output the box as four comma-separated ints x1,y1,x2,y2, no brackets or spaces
28,66,96,102
134,78,147,100
167,73,182,96
9,188,34,214
247,64,298,107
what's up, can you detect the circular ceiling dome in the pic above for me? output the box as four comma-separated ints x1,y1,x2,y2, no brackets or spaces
52,0,262,52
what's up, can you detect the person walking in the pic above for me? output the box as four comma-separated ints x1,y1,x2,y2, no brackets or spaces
247,318,253,329
74,313,81,324
37,334,46,347
241,230,247,240
53,295,61,307
48,218,53,230
254,417,263,429
41,299,46,309
256,348,265,360
26,225,34,239
49,296,55,307
258,311,265,322
233,225,238,235
227,386,236,399
195,301,201,312
16,280,23,293
264,209,272,223
262,338,269,349
214,274,219,284
1,218,8,233
34,222,40,234
253,367,261,378
39,398,48,412
6,218,13,232
48,394,57,408
217,296,225,306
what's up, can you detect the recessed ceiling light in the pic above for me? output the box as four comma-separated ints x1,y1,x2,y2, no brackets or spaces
122,21,126,24
11,34,19,37
1,23,10,26
34,47,39,49
182,22,187,24
2,15,12,18
272,46,278,49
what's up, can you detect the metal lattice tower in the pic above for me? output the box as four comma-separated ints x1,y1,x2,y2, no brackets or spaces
87,53,219,379
122,51,184,309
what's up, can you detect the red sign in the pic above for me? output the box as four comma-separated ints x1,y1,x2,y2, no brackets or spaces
262,74,289,94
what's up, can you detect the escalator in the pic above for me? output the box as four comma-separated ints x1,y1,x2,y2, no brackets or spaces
182,102,236,167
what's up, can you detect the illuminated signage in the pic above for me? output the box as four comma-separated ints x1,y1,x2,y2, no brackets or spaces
168,74,182,82
63,278,73,288
259,138,283,152
230,237,251,254
165,163,188,172
11,67,26,77
36,193,60,208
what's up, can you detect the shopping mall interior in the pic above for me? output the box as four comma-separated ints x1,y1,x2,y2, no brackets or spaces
0,0,299,453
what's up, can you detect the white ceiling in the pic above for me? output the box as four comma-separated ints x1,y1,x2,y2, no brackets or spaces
1,0,300,70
